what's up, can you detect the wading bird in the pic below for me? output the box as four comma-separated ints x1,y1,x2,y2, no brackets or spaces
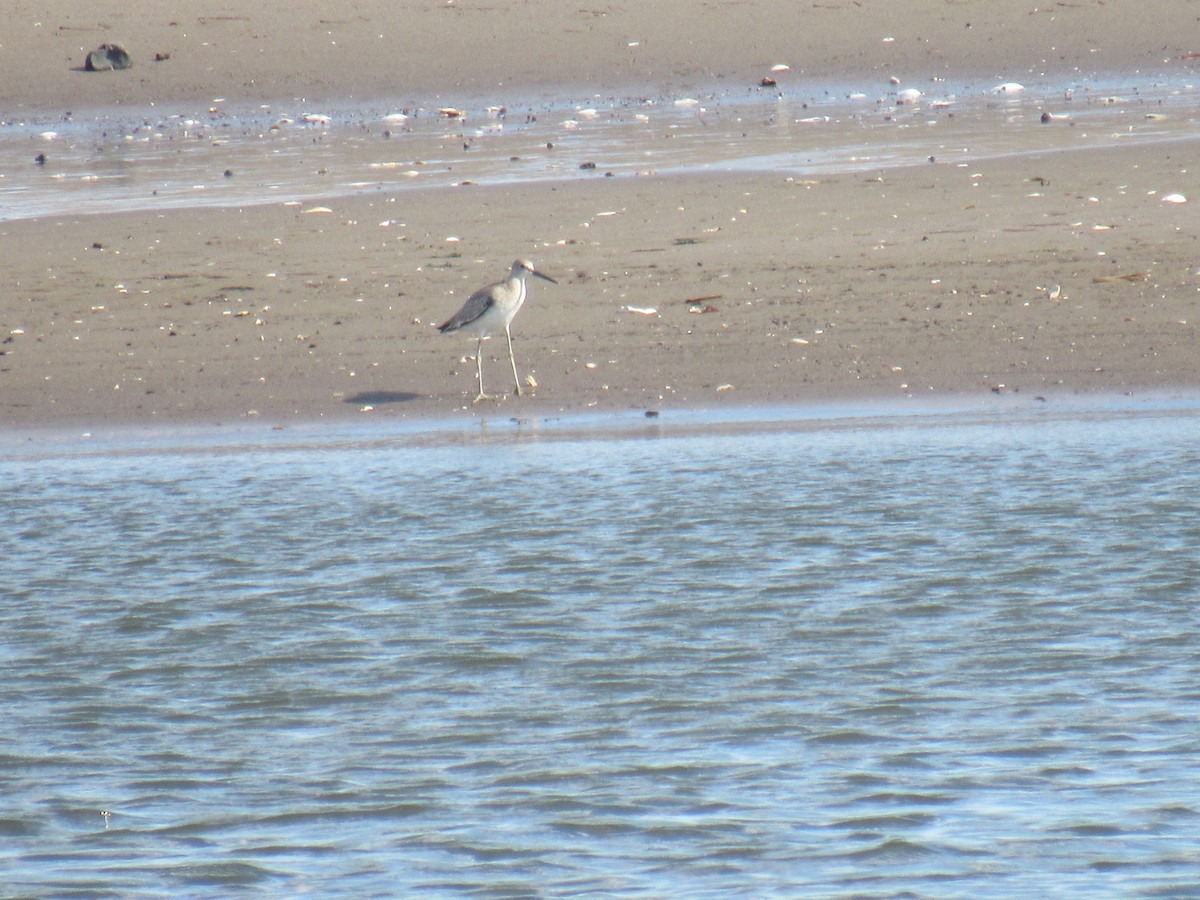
438,259,557,402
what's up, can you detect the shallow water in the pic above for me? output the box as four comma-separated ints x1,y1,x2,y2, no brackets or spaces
3,74,1198,221
2,397,1199,896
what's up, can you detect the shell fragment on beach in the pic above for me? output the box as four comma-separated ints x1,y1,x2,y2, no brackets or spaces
994,82,1025,94
622,306,658,316
895,88,922,105
1161,193,1188,204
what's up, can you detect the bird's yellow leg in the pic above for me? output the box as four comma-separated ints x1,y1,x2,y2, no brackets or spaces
505,326,523,397
472,338,495,403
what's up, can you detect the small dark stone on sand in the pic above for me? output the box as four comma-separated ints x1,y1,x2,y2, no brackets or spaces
85,43,133,72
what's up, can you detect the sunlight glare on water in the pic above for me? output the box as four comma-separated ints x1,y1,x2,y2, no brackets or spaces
3,76,1198,221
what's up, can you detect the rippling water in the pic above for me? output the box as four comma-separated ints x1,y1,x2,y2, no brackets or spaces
3,398,1199,896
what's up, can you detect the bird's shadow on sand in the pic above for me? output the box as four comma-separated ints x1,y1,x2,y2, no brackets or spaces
343,391,422,407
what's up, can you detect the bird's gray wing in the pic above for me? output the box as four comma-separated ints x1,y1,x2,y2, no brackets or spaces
438,288,494,333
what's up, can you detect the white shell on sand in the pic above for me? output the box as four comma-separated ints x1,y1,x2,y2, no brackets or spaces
771,64,790,72
301,113,332,124
1161,193,1188,204
994,83,1025,94
896,88,922,105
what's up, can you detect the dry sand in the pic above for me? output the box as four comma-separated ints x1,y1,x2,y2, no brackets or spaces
3,1,1200,428
6,0,1200,109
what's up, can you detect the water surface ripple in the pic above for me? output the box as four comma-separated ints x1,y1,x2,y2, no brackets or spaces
2,401,1199,896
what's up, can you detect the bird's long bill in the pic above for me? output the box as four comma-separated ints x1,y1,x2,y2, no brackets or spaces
532,270,557,284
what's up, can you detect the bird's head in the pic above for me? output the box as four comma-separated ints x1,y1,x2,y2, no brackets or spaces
513,259,557,284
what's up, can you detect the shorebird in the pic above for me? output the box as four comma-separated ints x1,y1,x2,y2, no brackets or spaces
438,259,557,402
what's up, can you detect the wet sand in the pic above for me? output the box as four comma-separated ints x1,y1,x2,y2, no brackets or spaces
3,1,1200,428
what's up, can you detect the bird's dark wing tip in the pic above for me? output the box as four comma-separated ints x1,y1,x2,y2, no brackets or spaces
439,293,494,333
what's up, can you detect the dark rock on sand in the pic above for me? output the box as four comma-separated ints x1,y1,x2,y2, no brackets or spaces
85,43,133,72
